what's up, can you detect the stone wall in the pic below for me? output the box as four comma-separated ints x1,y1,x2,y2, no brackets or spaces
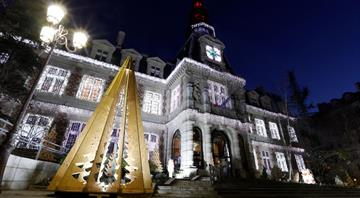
1,154,59,190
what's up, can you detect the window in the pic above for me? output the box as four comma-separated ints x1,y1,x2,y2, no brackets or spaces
261,98,272,110
149,66,161,77
17,113,53,149
253,148,259,170
0,52,9,64
144,132,159,158
144,134,149,141
275,152,288,172
94,49,109,61
249,96,259,106
288,126,298,142
170,84,181,112
261,151,271,170
150,135,157,143
205,45,222,62
248,124,254,134
255,118,267,137
208,80,231,108
295,154,306,171
142,91,162,115
77,75,105,102
63,121,86,149
269,122,281,140
37,66,70,95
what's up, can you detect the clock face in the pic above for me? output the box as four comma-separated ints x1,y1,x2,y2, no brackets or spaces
205,45,222,62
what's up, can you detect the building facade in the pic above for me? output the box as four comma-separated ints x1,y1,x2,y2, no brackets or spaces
15,0,307,179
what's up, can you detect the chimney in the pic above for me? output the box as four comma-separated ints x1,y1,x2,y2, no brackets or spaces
356,82,360,92
116,31,126,49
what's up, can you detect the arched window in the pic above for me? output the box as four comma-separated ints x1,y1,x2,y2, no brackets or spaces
172,130,181,170
193,127,204,168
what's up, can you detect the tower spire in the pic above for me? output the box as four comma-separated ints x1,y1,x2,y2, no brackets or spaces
191,0,208,25
186,0,215,38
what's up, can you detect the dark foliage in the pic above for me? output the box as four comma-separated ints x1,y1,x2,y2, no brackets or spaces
0,0,46,101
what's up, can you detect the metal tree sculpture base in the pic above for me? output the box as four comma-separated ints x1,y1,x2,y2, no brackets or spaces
48,57,153,195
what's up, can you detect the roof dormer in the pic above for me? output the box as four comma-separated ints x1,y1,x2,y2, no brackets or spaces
146,57,166,78
120,49,143,71
90,39,116,63
260,95,272,111
247,90,260,106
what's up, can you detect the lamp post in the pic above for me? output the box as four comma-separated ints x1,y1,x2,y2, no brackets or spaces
0,4,88,192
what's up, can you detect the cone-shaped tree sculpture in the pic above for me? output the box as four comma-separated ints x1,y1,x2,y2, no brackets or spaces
48,57,153,195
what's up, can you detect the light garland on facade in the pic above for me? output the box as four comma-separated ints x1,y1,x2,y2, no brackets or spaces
52,49,246,87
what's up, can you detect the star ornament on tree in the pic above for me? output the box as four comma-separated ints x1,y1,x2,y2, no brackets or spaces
206,45,222,62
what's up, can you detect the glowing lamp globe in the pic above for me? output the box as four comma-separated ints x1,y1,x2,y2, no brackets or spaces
72,31,88,49
47,4,66,25
40,26,56,43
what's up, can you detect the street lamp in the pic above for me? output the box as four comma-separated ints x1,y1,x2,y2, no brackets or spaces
46,4,66,25
0,4,89,189
40,4,88,52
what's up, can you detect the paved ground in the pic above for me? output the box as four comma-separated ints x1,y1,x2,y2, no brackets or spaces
0,190,152,198
0,190,53,198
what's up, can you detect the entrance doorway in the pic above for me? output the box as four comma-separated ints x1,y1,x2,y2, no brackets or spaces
193,127,204,168
171,130,181,170
212,131,232,168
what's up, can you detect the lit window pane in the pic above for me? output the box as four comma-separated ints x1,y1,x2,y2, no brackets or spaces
275,152,288,172
77,75,105,102
0,52,9,64
269,122,281,140
37,65,70,95
64,121,86,149
255,118,267,137
143,91,162,115
170,84,181,112
18,114,53,150
288,126,298,142
208,80,231,108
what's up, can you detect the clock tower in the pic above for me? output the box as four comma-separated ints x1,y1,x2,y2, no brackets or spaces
178,0,232,73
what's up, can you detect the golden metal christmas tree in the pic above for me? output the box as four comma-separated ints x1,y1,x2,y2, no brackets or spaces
48,57,153,195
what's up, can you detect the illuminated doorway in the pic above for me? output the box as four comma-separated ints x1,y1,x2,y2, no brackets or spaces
171,130,181,170
193,127,204,168
212,130,232,168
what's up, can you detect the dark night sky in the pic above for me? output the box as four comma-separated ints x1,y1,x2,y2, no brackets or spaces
64,0,360,108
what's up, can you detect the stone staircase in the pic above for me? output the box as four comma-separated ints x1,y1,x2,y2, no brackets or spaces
153,178,219,198
153,177,360,198
214,179,360,198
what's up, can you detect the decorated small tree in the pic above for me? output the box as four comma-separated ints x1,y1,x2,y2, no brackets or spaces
38,125,57,162
150,148,163,173
271,165,283,181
